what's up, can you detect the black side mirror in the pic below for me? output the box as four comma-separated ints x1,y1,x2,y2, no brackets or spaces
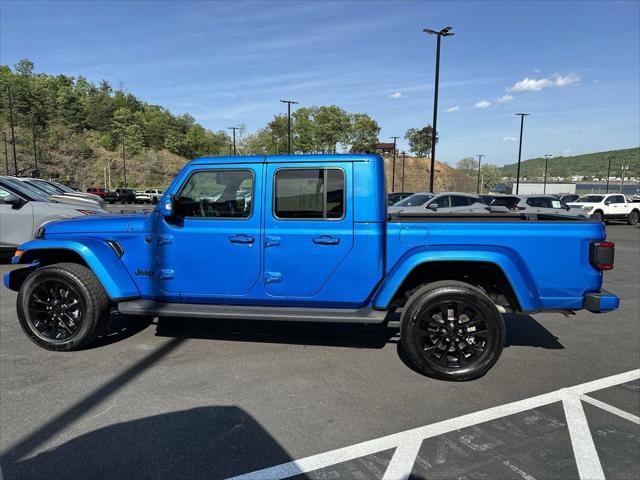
2,194,25,209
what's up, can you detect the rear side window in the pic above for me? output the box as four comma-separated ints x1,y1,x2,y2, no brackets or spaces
176,169,253,218
451,195,473,207
275,168,345,219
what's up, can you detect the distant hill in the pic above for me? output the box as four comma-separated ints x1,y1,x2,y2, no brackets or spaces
500,147,639,180
383,156,475,193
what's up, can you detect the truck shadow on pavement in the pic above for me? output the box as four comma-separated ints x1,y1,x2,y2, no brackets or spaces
3,406,290,480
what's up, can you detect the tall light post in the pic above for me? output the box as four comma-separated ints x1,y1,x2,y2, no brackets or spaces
423,26,454,192
7,84,18,174
515,113,530,194
476,154,483,194
390,136,399,192
227,127,240,156
401,151,406,192
280,100,298,155
543,154,552,193
605,155,613,193
620,158,630,193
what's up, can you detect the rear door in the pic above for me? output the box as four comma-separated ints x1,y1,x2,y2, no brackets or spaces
263,163,354,298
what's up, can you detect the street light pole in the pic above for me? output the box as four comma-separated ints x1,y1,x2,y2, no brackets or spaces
122,138,127,188
543,154,552,194
476,154,483,194
401,151,406,192
620,158,630,193
227,127,240,156
280,100,298,155
7,84,18,174
605,155,613,193
515,113,530,194
390,136,399,193
423,26,454,193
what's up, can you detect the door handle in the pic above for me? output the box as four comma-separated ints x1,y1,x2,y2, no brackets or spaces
229,234,255,244
313,235,340,245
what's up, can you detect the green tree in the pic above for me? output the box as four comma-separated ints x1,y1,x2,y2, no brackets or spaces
348,113,380,153
405,125,437,157
313,105,350,153
456,157,478,175
481,164,501,191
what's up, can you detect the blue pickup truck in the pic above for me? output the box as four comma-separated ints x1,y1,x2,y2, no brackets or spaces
4,154,619,380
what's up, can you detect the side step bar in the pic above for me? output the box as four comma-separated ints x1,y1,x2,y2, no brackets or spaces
118,299,389,324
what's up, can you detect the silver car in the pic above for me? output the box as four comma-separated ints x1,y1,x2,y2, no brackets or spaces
8,177,106,209
0,178,106,255
389,192,488,214
490,195,586,216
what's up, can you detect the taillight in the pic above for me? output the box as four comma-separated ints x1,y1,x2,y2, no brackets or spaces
590,241,615,271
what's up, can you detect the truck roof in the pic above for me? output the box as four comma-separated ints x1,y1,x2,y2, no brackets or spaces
190,154,381,165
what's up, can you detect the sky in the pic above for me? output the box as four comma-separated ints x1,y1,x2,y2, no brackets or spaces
1,0,639,166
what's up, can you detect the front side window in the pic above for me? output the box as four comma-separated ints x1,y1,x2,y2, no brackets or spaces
451,195,473,207
275,168,344,219
396,193,433,207
176,169,253,218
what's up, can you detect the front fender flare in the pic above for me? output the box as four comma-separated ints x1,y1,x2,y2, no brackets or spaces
7,238,140,301
373,245,542,312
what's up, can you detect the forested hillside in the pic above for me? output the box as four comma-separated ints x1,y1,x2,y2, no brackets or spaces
500,147,639,180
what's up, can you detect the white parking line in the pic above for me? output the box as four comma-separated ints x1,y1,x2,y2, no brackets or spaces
581,394,640,425
228,369,640,480
563,393,605,480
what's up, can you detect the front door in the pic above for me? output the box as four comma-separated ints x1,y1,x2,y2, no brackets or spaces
157,166,262,298
263,163,354,298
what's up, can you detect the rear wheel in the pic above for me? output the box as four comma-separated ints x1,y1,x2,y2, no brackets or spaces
628,210,639,226
400,281,505,381
17,263,110,351
592,210,604,222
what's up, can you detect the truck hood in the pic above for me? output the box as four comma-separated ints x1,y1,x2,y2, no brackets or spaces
44,214,149,236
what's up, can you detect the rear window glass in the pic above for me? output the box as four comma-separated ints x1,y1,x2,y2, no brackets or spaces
274,168,344,219
577,195,604,203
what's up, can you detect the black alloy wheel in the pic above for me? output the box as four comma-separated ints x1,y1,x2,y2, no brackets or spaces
27,279,84,341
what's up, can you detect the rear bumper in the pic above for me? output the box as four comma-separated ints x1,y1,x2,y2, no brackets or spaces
584,290,619,313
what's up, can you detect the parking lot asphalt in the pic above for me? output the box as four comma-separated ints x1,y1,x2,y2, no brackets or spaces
0,224,638,479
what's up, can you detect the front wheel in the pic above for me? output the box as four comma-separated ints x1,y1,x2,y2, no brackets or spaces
592,211,604,222
628,210,639,226
17,263,110,351
400,281,505,381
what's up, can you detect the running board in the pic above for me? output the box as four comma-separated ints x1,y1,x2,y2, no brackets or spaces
117,299,389,324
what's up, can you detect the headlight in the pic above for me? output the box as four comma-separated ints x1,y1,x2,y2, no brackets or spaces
583,206,594,212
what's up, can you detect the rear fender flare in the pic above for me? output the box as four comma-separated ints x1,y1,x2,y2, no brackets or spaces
373,245,542,311
8,238,140,301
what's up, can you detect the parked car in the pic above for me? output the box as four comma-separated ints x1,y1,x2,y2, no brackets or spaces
478,195,495,205
46,179,106,207
9,177,106,209
86,187,107,199
556,194,580,204
391,192,434,208
567,193,640,224
5,154,619,381
488,195,586,217
389,192,487,214
135,191,150,204
106,188,136,204
0,177,104,255
387,192,414,206
145,189,164,204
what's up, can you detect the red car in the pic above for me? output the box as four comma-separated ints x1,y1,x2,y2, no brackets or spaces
86,187,106,199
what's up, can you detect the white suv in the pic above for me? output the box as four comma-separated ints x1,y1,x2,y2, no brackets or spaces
568,193,639,225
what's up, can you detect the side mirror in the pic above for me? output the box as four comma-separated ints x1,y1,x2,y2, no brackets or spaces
160,195,175,217
2,194,25,209
604,199,612,205
427,203,439,211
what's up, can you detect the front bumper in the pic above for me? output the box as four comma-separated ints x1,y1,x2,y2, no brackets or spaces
584,290,619,313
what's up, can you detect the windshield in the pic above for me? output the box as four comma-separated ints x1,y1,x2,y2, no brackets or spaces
490,197,520,209
576,195,604,203
0,178,50,201
32,180,64,194
395,193,434,206
49,180,76,193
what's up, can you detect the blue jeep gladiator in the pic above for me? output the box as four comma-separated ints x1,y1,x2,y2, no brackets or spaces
4,154,619,380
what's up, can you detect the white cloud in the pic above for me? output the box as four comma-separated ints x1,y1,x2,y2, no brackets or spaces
563,148,572,155
508,73,580,92
388,92,403,99
497,94,513,104
446,106,460,112
502,136,517,142
474,100,491,109
533,68,541,73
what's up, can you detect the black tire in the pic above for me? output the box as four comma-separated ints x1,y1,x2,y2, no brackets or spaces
628,210,639,226
400,281,505,381
17,263,110,351
152,198,158,205
592,210,604,222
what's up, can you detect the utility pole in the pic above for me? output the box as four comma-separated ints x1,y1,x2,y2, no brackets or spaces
620,158,630,193
606,155,613,193
390,136,399,193
3,132,9,175
543,154,552,194
228,127,240,156
229,143,233,156
31,115,39,177
476,154,484,194
280,100,298,155
401,151,406,192
515,113,530,194
423,26,454,192
122,138,127,188
7,84,18,174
